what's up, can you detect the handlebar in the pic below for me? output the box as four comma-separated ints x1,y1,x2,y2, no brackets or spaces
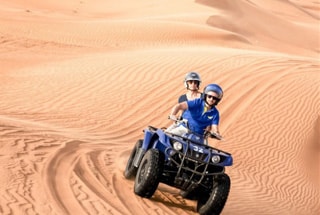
168,115,187,124
168,115,223,140
206,131,223,140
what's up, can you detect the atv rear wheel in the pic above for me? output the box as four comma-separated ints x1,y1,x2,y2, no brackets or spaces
134,148,164,198
197,174,231,215
124,139,143,179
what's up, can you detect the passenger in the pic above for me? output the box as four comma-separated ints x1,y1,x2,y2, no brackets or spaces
179,71,202,102
178,71,202,119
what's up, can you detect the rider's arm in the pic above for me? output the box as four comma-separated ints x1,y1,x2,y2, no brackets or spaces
210,125,220,134
207,124,223,140
209,110,220,135
169,102,188,119
204,125,220,134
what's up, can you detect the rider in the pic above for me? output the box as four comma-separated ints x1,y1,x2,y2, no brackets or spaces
178,71,202,119
167,83,223,139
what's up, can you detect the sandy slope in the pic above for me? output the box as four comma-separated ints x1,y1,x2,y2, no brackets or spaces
0,0,319,214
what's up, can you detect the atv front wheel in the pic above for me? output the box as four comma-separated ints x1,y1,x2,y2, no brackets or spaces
180,189,198,200
124,139,143,179
134,148,164,198
197,174,231,215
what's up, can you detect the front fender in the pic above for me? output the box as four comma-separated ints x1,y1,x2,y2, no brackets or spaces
142,129,155,150
223,156,233,166
156,129,171,145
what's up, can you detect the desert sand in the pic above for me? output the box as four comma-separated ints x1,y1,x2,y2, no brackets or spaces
0,0,319,214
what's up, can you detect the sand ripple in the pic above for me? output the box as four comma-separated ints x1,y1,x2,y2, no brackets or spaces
0,0,319,215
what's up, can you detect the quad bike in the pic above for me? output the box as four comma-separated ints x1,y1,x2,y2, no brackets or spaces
124,118,233,215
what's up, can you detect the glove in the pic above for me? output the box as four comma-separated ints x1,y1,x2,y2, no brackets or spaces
168,115,177,121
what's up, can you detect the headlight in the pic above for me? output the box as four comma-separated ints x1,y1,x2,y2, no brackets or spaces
211,155,220,163
173,142,183,151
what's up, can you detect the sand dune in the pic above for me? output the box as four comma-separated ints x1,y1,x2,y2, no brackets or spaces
0,0,319,214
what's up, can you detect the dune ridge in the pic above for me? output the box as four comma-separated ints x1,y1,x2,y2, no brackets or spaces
0,0,319,215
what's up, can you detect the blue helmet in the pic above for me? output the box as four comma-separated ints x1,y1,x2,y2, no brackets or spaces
202,84,223,105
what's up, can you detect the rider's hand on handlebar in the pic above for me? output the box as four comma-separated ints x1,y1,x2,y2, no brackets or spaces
210,132,223,140
168,115,178,121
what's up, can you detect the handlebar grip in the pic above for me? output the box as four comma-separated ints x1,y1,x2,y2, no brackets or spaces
210,132,223,140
